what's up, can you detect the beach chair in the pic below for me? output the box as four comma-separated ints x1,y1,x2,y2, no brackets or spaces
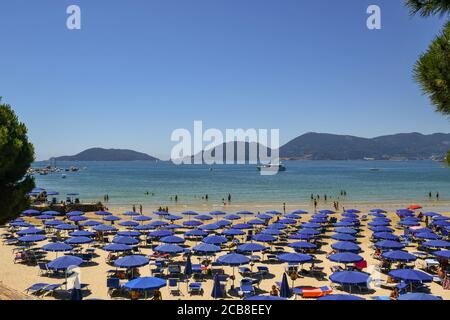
239,266,252,277
256,266,269,277
168,264,182,277
239,279,255,297
266,254,278,262
38,262,50,276
168,278,182,296
188,282,204,296
107,277,123,297
25,283,49,295
42,284,62,297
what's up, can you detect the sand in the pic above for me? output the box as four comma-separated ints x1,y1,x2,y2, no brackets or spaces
0,200,449,300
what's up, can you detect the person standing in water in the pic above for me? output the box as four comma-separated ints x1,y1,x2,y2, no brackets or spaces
139,204,143,214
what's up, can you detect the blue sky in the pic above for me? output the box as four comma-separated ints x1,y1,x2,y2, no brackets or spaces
1,0,449,160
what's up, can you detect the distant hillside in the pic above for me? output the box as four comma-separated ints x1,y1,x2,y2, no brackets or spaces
279,132,450,160
50,148,159,161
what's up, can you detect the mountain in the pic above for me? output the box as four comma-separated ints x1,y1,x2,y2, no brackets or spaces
50,148,159,161
279,132,450,160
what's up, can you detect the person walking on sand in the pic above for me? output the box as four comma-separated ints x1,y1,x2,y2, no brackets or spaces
313,199,317,212
132,205,136,213
437,192,439,200
139,204,143,214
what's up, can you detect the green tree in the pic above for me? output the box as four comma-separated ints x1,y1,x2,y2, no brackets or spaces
405,0,450,17
0,98,35,224
414,21,450,116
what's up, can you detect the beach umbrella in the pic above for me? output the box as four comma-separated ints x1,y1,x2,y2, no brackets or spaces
345,209,361,214
431,220,450,227
148,230,173,238
232,223,252,230
48,255,83,271
368,221,390,227
398,293,442,300
67,211,85,217
209,211,226,216
224,214,241,220
70,230,95,237
17,227,45,235
69,216,88,222
277,253,313,264
203,235,228,245
117,231,141,237
42,211,61,216
341,217,359,223
245,295,286,300
310,218,328,224
195,215,213,221
93,224,117,232
369,212,386,218
119,221,140,227
11,221,33,228
330,271,369,286
123,211,140,216
432,215,450,221
22,209,40,216
388,269,433,284
381,250,417,262
160,235,185,244
415,232,441,240
408,205,422,210
328,252,363,264
154,244,185,254
423,212,440,217
369,226,394,233
266,210,282,215
211,274,225,299
153,210,170,216
335,227,358,235
288,241,317,250
103,215,122,222
183,220,203,227
318,294,365,300
374,240,405,250
165,214,182,221
114,255,149,268
292,210,308,214
422,240,450,249
278,218,297,225
184,229,208,237
284,214,301,219
149,221,168,228
409,227,433,234
261,229,283,236
216,220,232,227
342,213,358,218
433,250,450,260
399,220,420,227
134,224,154,231
370,209,387,213
65,236,93,245
18,235,47,243
334,222,355,227
298,228,320,236
252,234,276,243
80,220,102,227
102,243,133,252
319,210,335,214
222,229,245,236
95,211,112,216
217,253,250,288
313,213,329,219
55,223,77,231
193,243,221,254
301,222,321,229
35,214,55,220
133,215,152,222
123,277,166,292
280,273,291,298
184,255,193,277
42,242,73,252
373,232,399,241
248,219,266,225
236,211,254,216
182,211,199,216
289,234,314,240
113,236,140,245
44,220,63,227
237,243,267,253
331,241,361,253
199,223,221,231
267,223,287,230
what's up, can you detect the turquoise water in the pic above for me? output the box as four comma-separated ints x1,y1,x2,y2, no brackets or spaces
32,160,450,207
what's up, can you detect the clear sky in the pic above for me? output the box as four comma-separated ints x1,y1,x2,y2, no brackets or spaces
1,0,449,160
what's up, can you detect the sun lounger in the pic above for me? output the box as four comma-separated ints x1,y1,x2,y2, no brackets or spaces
107,277,123,297
38,262,50,276
239,279,255,297
25,283,49,295
168,264,182,276
168,278,182,296
256,266,269,277
41,284,62,297
188,282,204,295
239,266,252,277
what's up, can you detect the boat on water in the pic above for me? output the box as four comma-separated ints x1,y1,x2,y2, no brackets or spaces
257,163,286,172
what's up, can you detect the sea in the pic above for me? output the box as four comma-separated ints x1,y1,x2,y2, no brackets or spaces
31,160,450,209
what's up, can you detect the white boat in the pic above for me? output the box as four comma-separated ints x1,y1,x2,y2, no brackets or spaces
257,163,286,172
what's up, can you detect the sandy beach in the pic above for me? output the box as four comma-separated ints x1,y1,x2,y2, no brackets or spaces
1,201,449,301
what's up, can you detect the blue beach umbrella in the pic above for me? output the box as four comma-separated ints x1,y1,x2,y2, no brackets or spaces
195,215,213,221
368,221,390,227
123,277,166,291
22,209,40,216
44,220,63,227
424,212,440,217
373,232,399,241
65,236,93,245
277,253,313,264
222,229,245,236
422,240,450,249
113,236,140,245
70,230,95,237
374,240,405,250
248,219,266,225
252,234,276,243
17,227,45,235
334,222,355,227
218,253,250,266
134,224,155,231
237,243,267,253
319,210,335,214
433,250,450,260
298,228,320,236
216,220,232,227
80,220,102,227
328,252,363,263
148,230,173,238
318,294,365,300
345,209,360,214
203,235,228,245
193,243,221,254
183,220,203,227
184,229,208,237
123,211,140,216
261,229,283,236
278,218,297,225
330,271,369,286
114,255,149,268
331,241,361,253
267,223,287,230
431,220,450,227
209,211,226,216
236,211,254,216
93,224,117,232
102,243,133,252
398,293,442,300
199,223,221,231
117,230,141,237
154,244,185,254
280,273,291,298
301,222,321,229
369,212,386,218
133,215,152,222
160,235,185,244
149,221,169,228
69,216,88,222
182,211,199,216
432,215,450,221
369,226,394,233
48,255,83,270
381,250,417,262
415,232,441,240
288,241,317,250
266,210,282,215
284,214,301,219
224,214,241,220
103,215,122,222
289,234,314,240
55,224,77,231
42,211,61,216
389,269,433,283
370,209,387,214
35,214,55,220
11,221,33,228
67,211,85,217
18,235,47,243
95,211,112,216
331,233,357,242
292,210,308,214
165,214,182,221
119,221,140,227
232,223,253,230
335,227,358,235
42,242,72,252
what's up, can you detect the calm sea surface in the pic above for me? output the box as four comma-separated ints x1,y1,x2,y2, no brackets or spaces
32,160,450,207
